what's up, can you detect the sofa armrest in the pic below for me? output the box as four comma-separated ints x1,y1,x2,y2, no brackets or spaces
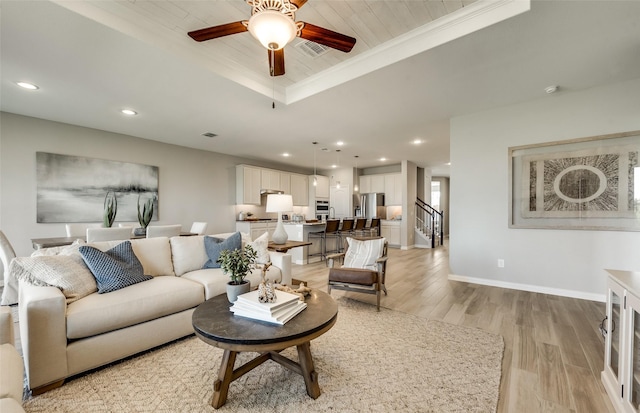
19,282,68,390
0,306,14,345
269,252,292,286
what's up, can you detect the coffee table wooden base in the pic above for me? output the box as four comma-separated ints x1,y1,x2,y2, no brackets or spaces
211,342,319,409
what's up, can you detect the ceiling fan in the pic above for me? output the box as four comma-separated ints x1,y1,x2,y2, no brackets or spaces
188,0,356,77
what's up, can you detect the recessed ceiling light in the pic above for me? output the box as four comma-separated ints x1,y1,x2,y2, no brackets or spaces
545,85,559,94
282,153,290,157
446,162,451,166
121,109,137,116
16,81,39,90
336,141,344,146
380,157,387,162
412,139,423,145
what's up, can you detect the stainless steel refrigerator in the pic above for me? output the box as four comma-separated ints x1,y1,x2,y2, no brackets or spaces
359,193,386,219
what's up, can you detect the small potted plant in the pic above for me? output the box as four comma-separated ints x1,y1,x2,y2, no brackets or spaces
103,191,117,228
134,195,155,236
218,245,257,303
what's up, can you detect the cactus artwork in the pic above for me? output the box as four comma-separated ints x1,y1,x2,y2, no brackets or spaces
103,191,117,228
137,195,155,229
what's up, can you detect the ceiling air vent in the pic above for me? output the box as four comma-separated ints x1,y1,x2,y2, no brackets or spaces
295,40,329,58
202,132,218,138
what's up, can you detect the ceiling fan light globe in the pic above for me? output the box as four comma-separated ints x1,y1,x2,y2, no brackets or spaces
248,10,297,50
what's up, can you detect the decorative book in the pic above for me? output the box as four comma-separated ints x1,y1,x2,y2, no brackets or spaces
231,289,307,325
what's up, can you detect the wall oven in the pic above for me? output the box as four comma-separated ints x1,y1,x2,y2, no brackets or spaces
315,200,329,215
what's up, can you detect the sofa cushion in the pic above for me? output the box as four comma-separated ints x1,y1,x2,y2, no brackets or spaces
203,232,242,269
0,398,24,413
80,241,152,294
66,276,204,339
170,236,207,276
0,343,24,403
130,237,175,276
9,255,97,304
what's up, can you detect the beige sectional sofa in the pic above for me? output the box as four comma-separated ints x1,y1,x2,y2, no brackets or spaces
16,233,291,394
0,306,25,413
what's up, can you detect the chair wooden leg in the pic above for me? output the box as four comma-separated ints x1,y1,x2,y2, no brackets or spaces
376,289,381,311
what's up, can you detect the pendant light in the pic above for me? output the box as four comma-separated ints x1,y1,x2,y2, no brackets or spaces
312,142,318,187
335,150,341,189
354,155,359,192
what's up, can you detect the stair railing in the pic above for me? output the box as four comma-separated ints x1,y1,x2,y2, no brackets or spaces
415,198,444,248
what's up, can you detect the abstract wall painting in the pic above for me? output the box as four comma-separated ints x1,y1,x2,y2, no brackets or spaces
36,152,159,223
509,131,640,231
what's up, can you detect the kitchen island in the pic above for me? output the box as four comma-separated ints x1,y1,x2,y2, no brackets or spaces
284,222,327,265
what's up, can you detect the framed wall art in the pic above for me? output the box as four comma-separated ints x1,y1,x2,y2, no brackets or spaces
509,130,640,231
36,152,159,223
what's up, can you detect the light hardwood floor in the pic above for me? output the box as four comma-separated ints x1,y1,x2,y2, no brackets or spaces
293,242,615,413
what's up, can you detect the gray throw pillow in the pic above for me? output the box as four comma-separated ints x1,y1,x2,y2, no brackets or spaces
80,241,152,293
203,232,242,269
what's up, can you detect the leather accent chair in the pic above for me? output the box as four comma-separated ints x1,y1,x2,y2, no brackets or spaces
327,237,388,311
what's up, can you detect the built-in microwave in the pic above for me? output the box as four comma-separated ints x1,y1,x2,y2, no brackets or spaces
315,200,329,214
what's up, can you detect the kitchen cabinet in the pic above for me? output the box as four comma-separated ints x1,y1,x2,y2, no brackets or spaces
384,173,402,205
261,169,281,191
280,173,291,194
290,174,308,206
380,220,401,247
236,221,277,241
316,175,329,198
371,175,385,193
236,165,262,205
602,270,640,412
359,176,371,194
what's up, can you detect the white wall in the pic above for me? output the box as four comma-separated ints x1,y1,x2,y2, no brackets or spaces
449,78,640,301
0,112,308,259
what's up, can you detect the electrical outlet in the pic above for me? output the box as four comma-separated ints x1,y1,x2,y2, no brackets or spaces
497,259,505,268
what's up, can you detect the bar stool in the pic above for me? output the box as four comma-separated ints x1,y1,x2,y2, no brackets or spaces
307,219,340,264
365,218,381,237
337,218,354,252
351,218,367,236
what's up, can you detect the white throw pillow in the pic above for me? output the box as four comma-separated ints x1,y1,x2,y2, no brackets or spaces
170,236,207,276
343,238,385,271
130,237,175,276
248,231,270,264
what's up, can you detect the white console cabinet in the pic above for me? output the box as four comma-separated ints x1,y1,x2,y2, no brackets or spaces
603,270,640,412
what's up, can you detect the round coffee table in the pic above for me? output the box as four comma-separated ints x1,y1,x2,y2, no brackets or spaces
192,289,338,409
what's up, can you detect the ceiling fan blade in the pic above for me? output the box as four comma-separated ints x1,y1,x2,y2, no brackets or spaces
299,22,356,53
188,22,247,42
290,0,308,8
269,49,285,77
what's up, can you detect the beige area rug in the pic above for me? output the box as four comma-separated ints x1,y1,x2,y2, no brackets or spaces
23,298,504,413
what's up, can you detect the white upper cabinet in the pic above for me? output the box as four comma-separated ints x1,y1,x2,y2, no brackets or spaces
290,174,308,206
261,169,280,191
370,175,385,193
280,172,291,194
236,165,262,205
314,175,330,199
359,176,371,194
359,173,403,205
384,173,402,206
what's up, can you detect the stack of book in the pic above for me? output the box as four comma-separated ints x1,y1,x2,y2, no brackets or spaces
230,289,307,325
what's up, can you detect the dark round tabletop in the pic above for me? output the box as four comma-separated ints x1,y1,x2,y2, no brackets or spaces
192,289,338,351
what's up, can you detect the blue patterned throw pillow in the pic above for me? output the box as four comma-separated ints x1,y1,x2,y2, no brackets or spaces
203,232,242,269
79,241,152,294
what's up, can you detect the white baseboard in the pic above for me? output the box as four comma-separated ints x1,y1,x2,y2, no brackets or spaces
448,273,606,303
